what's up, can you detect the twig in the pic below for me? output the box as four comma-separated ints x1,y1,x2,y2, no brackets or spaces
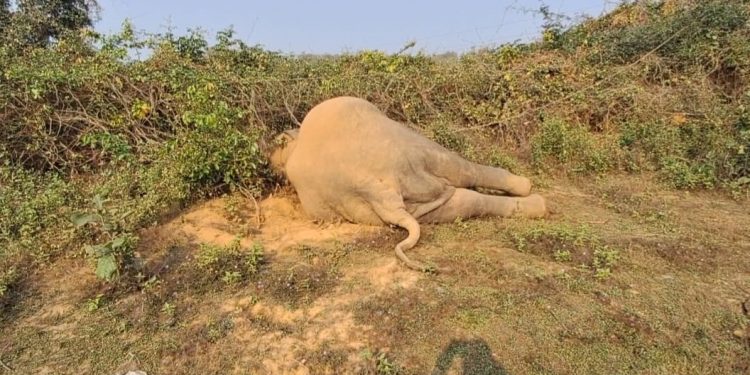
546,306,573,336
249,194,262,230
283,93,302,127
627,25,690,69
238,186,263,229
0,358,13,372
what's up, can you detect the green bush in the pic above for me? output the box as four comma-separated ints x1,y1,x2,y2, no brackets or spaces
531,118,616,175
565,1,750,69
0,166,78,259
619,117,749,189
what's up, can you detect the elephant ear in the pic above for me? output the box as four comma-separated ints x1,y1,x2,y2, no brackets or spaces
269,128,300,174
283,128,299,140
274,128,299,146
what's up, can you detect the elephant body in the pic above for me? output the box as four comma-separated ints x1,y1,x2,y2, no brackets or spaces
274,96,547,270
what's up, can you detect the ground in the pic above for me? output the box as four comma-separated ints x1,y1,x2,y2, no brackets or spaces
1,175,749,374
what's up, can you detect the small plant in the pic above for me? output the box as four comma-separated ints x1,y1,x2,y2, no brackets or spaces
593,245,620,279
161,302,177,327
510,223,620,278
553,249,573,262
71,195,138,281
195,238,264,285
204,317,234,343
0,268,16,299
161,302,175,314
361,349,401,375
375,352,400,375
85,294,105,312
223,194,245,223
221,271,243,284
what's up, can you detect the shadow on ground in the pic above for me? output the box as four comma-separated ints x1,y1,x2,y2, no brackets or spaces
432,339,509,375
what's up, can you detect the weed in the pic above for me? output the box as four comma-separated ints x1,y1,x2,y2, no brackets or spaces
0,268,16,299
553,249,573,262
375,353,400,375
161,302,176,316
592,246,620,279
487,148,522,174
85,294,105,312
204,317,234,343
223,194,245,223
160,302,177,327
531,118,615,175
194,238,264,285
362,349,401,375
71,195,138,281
510,222,620,278
429,120,469,154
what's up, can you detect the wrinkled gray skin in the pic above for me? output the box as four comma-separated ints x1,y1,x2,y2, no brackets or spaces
271,96,547,271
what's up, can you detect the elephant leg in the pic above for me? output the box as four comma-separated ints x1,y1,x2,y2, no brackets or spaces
410,186,456,218
470,164,532,197
430,153,532,197
416,188,547,223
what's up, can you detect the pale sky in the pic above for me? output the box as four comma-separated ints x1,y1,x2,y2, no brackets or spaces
94,0,618,54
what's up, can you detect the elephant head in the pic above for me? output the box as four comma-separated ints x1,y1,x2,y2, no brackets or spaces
269,128,299,176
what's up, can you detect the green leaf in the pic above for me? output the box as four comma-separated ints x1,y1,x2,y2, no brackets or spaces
70,212,100,227
96,254,118,281
110,236,127,249
93,195,105,210
83,244,105,256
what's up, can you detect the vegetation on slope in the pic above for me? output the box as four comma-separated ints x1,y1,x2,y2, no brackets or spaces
1,0,749,304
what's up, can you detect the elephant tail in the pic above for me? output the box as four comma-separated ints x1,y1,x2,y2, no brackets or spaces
394,213,433,272
367,189,435,273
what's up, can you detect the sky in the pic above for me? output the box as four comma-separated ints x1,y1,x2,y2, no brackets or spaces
93,0,619,54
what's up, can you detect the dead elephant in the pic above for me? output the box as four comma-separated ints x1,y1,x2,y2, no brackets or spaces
271,96,547,271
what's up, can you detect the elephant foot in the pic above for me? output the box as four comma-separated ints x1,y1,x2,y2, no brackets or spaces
505,175,532,197
515,194,547,218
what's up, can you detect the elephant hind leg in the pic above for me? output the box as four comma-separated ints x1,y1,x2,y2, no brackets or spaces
429,154,532,196
472,164,532,197
417,188,547,224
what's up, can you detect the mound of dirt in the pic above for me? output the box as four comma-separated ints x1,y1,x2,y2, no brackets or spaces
134,194,421,373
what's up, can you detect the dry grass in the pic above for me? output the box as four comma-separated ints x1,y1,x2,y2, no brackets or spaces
0,175,748,374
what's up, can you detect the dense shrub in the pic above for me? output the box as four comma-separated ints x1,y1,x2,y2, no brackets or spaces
531,118,616,175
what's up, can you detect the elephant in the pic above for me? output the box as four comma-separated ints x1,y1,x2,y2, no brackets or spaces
270,96,547,271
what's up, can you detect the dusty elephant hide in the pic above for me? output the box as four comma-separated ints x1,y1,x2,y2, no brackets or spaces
272,96,547,271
